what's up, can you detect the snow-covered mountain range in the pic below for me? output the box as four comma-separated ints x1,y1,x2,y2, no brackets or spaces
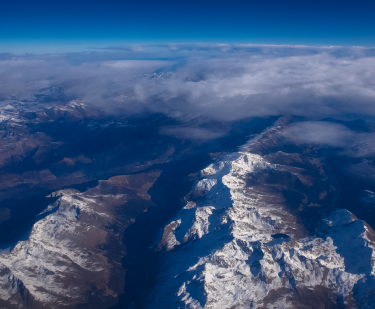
1,100,375,308
151,124,375,308
0,171,160,308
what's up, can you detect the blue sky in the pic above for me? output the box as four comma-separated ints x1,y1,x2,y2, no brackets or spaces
1,1,375,134
1,0,375,53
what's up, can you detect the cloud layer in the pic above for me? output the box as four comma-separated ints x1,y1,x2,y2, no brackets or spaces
1,44,375,122
283,121,357,147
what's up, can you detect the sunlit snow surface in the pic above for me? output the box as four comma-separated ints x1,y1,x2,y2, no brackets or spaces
0,190,115,304
152,126,375,309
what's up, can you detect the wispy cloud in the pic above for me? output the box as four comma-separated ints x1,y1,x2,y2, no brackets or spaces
282,121,357,147
159,126,226,141
282,121,375,160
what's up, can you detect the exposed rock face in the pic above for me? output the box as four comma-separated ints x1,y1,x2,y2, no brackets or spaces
0,171,160,308
152,125,375,309
0,100,175,202
3,100,375,309
0,100,278,308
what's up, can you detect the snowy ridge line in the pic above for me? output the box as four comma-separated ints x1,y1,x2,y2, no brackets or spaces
151,124,375,309
0,186,128,306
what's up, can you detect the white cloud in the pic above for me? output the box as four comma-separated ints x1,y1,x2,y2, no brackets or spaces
0,44,375,121
282,121,357,147
159,126,226,140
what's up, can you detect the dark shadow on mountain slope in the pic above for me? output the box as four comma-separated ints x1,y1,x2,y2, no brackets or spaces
289,285,347,309
142,176,235,307
149,218,234,308
265,235,291,247
353,274,375,309
0,179,100,245
109,117,277,309
109,155,212,309
331,219,373,275
246,242,264,277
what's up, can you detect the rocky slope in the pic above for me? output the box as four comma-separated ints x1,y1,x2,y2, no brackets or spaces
151,124,375,309
0,100,174,202
3,99,375,308
0,170,160,309
0,100,278,308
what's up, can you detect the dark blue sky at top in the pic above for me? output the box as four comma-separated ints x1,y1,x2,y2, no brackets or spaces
1,0,375,52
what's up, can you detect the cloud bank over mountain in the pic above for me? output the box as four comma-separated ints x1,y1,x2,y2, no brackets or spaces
1,44,375,121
